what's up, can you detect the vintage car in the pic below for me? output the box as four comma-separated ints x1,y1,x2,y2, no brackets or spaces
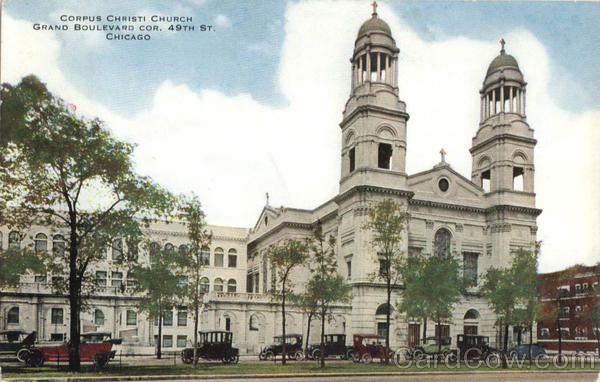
454,334,496,361
258,334,303,361
181,331,239,364
24,332,121,367
306,334,354,360
407,336,452,360
351,334,395,364
507,343,547,360
0,330,36,362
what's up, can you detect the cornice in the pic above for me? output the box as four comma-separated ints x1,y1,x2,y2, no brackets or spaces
340,104,410,129
335,185,414,205
486,204,542,217
409,199,486,214
470,133,537,154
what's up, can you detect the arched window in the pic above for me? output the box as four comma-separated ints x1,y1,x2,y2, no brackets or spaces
214,278,224,292
200,277,210,293
464,309,480,320
178,244,188,255
433,228,452,256
7,307,19,324
227,279,237,293
94,309,104,325
375,303,392,316
164,243,174,251
149,242,160,264
8,231,21,249
112,238,123,260
228,249,237,268
201,246,210,266
214,247,224,267
53,235,65,257
34,233,47,253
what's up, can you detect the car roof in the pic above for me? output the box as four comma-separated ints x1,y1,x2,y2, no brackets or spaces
0,330,27,335
81,332,111,336
354,334,385,338
199,330,231,334
274,334,302,337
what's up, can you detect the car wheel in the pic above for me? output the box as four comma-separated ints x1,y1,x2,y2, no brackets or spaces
361,353,373,364
351,351,360,363
16,348,29,363
445,352,458,364
229,355,239,364
181,350,193,364
294,350,304,361
265,351,275,361
26,351,43,367
346,349,354,361
93,354,109,368
222,356,230,364
258,351,266,361
413,349,424,360
312,349,322,360
509,351,518,361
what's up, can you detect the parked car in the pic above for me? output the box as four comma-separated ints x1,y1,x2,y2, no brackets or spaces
306,334,354,360
181,331,239,364
351,334,395,364
23,332,121,367
454,334,496,361
258,334,303,361
508,343,547,360
0,330,36,362
407,336,452,360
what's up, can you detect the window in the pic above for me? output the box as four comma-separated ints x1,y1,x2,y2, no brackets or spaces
149,242,160,264
560,306,570,319
582,283,589,293
178,311,187,326
127,277,137,287
249,315,259,331
376,304,392,316
177,335,187,348
575,284,581,293
513,167,524,191
51,308,63,324
463,252,478,287
228,249,237,268
163,311,173,326
481,170,491,192
434,228,452,256
575,306,582,317
214,278,224,292
7,307,19,324
111,271,123,287
214,247,223,267
377,143,392,169
34,233,48,253
52,235,65,257
127,310,137,325
349,147,356,173
346,261,352,279
8,231,21,249
378,258,389,277
438,178,449,192
225,317,231,331
52,276,64,286
559,328,570,339
163,335,172,348
95,271,107,286
178,244,188,255
94,309,104,326
227,279,237,293
200,277,209,293
377,322,388,337
164,242,174,251
112,238,123,260
35,275,47,283
540,328,549,339
50,333,64,342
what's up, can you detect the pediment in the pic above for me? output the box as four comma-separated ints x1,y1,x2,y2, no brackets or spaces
407,165,485,206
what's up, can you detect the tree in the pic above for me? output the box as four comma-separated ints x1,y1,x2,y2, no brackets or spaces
178,194,212,367
131,242,187,359
363,198,408,364
399,254,429,344
291,291,319,356
268,239,309,365
306,222,351,368
0,76,174,371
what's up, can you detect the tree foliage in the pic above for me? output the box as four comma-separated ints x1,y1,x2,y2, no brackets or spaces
268,239,309,365
363,198,408,364
177,194,212,367
0,75,174,371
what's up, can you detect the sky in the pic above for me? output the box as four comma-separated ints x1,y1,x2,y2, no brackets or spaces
2,0,599,273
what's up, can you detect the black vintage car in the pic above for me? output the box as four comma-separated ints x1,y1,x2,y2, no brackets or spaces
0,330,36,362
258,334,303,361
181,331,239,364
454,334,496,361
306,334,353,360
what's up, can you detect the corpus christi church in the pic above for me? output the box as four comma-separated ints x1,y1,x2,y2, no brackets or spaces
1,5,540,355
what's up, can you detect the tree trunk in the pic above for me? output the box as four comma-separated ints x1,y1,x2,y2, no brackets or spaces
305,312,312,356
68,223,81,372
157,310,162,359
437,320,442,355
528,323,533,366
320,306,325,368
385,277,391,364
502,324,508,369
422,317,427,345
281,287,286,365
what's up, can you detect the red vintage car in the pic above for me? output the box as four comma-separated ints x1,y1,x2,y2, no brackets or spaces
24,332,121,367
351,334,395,364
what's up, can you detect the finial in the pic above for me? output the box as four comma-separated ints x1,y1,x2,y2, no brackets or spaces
499,38,506,54
440,148,447,163
265,192,269,207
371,1,378,16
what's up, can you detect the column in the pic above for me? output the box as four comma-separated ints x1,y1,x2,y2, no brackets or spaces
485,93,489,119
358,56,362,84
500,84,504,113
522,89,526,116
480,95,484,122
517,88,521,114
366,50,371,82
351,63,355,90
385,55,390,83
509,87,514,112
377,53,381,82
492,88,496,115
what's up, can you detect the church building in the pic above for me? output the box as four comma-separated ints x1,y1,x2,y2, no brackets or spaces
0,6,541,355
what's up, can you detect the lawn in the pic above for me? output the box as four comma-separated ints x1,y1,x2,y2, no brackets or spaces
2,358,599,379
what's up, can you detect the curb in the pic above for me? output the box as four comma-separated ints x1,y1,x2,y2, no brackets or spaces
4,370,600,382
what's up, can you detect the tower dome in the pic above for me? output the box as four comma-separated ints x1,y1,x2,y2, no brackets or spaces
357,14,391,37
486,50,520,75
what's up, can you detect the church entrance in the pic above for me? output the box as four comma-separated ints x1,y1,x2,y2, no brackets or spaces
408,324,420,347
464,325,478,335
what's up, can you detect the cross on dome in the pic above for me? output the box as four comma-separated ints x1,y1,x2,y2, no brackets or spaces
371,1,378,16
499,38,506,53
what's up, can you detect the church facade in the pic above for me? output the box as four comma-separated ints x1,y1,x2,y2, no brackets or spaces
0,8,540,355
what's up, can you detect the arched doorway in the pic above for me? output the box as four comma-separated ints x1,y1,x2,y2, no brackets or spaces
463,309,479,335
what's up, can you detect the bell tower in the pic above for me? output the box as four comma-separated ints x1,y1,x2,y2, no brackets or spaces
470,40,536,208
339,3,409,194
